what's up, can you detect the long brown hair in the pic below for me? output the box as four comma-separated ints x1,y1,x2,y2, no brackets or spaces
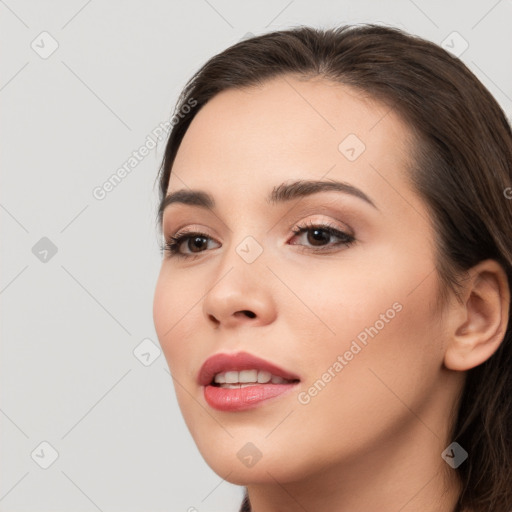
156,25,512,512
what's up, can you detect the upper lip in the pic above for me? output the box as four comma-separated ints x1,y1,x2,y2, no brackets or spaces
198,351,301,386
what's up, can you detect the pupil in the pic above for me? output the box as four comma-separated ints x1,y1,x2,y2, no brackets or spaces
308,229,329,246
189,236,207,252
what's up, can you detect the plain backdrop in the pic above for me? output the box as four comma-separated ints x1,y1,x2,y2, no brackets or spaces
1,1,511,510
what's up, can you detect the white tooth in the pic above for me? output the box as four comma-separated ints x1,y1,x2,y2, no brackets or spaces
271,375,286,384
214,373,226,384
240,383,255,388
257,370,272,383
225,371,239,384
239,369,258,383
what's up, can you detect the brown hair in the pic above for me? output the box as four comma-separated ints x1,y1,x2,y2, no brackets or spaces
156,24,512,511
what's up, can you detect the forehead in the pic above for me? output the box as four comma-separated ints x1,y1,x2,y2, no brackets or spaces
167,75,419,216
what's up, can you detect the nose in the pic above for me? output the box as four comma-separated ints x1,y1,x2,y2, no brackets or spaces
202,249,277,329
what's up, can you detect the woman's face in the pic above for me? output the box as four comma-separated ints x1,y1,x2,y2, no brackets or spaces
153,76,458,485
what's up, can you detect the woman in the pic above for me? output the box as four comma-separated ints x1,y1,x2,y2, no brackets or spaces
153,24,512,511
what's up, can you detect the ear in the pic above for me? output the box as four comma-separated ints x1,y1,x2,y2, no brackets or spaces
443,259,510,371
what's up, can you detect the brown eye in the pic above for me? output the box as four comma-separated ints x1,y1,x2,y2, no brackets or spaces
307,228,331,246
187,235,209,252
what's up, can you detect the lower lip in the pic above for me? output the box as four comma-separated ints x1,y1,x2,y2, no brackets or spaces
204,383,299,411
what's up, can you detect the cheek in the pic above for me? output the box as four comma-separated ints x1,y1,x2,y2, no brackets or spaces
284,246,445,422
298,288,443,450
298,258,443,416
153,267,201,374
153,268,207,430
278,245,439,370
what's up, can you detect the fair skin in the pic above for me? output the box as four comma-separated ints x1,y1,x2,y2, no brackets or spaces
153,75,509,511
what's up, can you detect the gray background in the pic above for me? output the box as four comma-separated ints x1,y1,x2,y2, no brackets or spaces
1,0,511,510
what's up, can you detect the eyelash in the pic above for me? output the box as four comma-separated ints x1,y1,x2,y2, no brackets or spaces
162,221,355,259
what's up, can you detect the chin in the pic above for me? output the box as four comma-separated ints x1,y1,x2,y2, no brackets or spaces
192,432,316,486
202,454,295,486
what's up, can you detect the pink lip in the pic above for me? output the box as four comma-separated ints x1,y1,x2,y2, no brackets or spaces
198,351,300,412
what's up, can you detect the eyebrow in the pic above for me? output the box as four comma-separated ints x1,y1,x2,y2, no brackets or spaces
158,179,377,223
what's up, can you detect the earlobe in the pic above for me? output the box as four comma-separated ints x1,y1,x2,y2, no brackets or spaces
443,259,510,372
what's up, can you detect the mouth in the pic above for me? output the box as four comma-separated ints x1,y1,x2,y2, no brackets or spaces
198,351,301,411
212,369,296,387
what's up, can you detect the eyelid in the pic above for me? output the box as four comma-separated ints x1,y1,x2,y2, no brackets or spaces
286,214,354,238
163,223,220,240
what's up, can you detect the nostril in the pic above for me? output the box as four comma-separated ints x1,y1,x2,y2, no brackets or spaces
240,310,256,319
208,314,220,325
